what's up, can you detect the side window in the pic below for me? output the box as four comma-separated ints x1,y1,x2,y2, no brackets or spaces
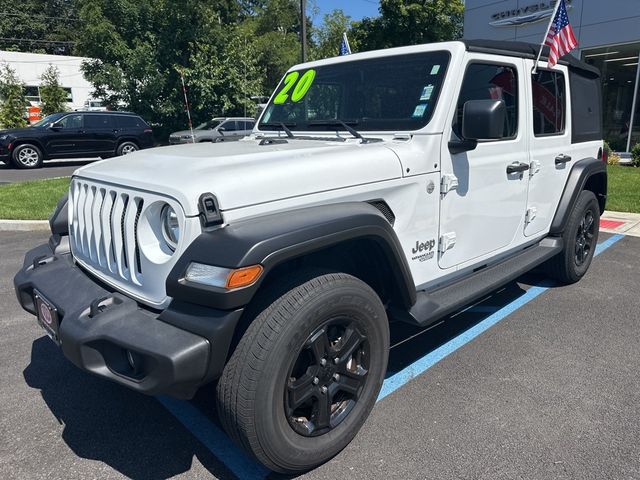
243,121,255,130
85,114,114,129
531,70,566,136
57,114,83,129
115,115,144,129
221,121,238,131
454,63,519,139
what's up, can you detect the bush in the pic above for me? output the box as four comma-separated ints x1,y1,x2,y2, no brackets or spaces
608,152,620,166
0,64,28,129
603,141,613,157
631,144,640,167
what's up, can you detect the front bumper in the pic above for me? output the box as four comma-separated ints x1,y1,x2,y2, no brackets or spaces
14,238,243,399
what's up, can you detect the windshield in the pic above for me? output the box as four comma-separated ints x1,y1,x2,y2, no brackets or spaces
195,119,222,130
259,51,450,132
31,113,64,127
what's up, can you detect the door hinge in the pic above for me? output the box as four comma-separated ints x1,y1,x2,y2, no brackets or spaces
529,160,541,177
440,174,459,195
525,207,537,224
439,232,457,254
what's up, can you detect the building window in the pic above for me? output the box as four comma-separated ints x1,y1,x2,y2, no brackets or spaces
583,44,640,152
532,70,566,136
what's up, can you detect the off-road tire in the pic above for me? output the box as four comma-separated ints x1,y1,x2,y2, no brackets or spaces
12,144,43,169
216,272,389,474
546,190,600,284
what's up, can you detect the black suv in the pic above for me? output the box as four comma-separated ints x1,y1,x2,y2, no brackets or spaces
0,111,154,169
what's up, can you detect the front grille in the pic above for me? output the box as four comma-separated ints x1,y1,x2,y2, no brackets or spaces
71,180,145,285
69,177,190,307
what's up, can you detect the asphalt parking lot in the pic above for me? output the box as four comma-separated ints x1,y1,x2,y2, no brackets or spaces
1,230,639,479
0,159,98,184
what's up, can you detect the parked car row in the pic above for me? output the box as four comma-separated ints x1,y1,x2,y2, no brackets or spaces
0,112,258,169
169,117,255,144
0,111,153,169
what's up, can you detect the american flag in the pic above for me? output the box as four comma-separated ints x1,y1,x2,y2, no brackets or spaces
339,32,351,56
544,0,578,68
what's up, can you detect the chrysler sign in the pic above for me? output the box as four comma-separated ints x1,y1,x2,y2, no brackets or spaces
490,1,573,27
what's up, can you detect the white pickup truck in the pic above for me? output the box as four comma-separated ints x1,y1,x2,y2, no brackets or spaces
15,39,606,473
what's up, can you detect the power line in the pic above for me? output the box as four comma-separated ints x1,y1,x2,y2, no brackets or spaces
0,37,75,45
0,11,82,22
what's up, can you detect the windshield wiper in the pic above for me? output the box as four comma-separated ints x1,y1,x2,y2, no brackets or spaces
308,120,371,143
260,122,296,138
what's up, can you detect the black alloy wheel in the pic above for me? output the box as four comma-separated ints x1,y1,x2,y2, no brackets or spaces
286,318,369,437
216,271,389,474
575,209,595,266
545,189,600,284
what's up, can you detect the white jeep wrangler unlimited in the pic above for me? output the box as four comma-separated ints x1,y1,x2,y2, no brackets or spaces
15,40,607,473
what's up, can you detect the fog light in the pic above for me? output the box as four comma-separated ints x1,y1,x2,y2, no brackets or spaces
184,262,263,289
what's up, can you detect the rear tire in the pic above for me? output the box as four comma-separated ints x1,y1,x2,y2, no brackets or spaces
116,141,138,156
545,190,600,284
12,144,43,169
216,272,389,474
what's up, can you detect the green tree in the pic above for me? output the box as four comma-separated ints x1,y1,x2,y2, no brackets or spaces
39,65,69,115
180,30,265,119
241,0,307,93
0,64,28,129
352,0,464,52
310,9,352,60
76,0,260,138
0,0,79,54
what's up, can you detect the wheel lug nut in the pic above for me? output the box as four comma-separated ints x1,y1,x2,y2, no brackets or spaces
333,373,340,381
320,386,328,394
313,377,319,385
320,358,327,366
334,357,339,364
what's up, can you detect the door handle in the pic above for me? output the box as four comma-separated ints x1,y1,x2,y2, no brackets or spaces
555,154,572,165
506,162,530,174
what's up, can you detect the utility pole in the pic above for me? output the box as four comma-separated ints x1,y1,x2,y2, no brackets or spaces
300,0,307,63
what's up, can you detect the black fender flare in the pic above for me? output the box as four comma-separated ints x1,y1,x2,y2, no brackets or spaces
550,157,607,235
166,202,416,310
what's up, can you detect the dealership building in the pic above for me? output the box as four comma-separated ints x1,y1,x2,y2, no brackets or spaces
0,50,93,113
464,0,640,152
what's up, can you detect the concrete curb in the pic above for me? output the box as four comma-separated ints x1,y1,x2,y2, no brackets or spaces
0,220,50,232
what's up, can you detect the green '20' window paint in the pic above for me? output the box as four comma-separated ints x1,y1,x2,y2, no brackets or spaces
273,69,316,104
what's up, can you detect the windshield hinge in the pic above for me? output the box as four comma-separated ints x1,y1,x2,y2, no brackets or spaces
393,132,412,141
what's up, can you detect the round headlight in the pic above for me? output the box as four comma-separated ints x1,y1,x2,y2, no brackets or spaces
161,204,180,251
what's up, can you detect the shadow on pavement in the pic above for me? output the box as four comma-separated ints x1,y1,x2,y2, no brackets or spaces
22,273,551,480
23,337,237,480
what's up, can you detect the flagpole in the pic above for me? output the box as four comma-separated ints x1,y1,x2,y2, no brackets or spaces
533,0,563,74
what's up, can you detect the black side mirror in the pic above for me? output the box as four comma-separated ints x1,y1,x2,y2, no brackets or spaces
462,99,506,140
218,127,225,135
449,99,506,154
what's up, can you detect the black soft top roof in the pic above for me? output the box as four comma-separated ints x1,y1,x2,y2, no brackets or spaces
462,39,600,77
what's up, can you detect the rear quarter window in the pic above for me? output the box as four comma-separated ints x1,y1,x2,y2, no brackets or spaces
115,115,147,129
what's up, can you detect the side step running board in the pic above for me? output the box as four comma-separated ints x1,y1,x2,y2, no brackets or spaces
390,237,563,327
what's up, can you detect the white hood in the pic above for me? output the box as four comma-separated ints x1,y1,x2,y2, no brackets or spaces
74,137,404,216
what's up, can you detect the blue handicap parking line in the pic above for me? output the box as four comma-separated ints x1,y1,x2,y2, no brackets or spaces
378,233,624,401
158,395,270,480
159,233,625,479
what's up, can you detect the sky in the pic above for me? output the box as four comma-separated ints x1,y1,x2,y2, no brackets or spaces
312,0,380,24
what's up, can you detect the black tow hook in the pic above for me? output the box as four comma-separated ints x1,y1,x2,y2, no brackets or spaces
89,296,123,318
32,255,55,270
